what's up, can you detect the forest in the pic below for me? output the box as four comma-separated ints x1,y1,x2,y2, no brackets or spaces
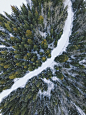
0,0,86,115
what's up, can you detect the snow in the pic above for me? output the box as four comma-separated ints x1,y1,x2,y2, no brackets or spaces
75,106,85,115
38,78,54,98
0,45,6,48
39,30,47,38
72,102,86,115
52,76,62,84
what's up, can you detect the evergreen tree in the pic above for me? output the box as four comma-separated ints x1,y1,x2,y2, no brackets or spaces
55,54,69,63
11,6,19,16
38,15,44,24
26,30,32,38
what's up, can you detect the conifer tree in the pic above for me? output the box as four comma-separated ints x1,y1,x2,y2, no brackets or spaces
38,15,44,24
11,6,19,16
26,30,32,38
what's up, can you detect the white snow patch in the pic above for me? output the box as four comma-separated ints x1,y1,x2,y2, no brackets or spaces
75,106,85,115
9,33,14,37
38,78,54,97
52,76,61,82
72,102,86,115
39,30,47,38
0,45,6,48
14,78,20,83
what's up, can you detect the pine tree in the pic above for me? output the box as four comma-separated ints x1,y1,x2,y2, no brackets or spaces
4,64,10,69
35,11,39,20
5,22,12,32
9,73,16,79
23,55,28,60
13,28,18,33
21,4,28,15
14,54,21,59
38,15,44,24
24,20,29,30
41,56,46,62
41,39,48,49
28,11,32,21
55,54,69,63
27,39,33,45
11,6,19,16
26,30,32,38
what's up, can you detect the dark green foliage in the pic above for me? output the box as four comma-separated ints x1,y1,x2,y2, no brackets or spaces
55,54,69,63
63,62,70,68
54,65,59,70
55,71,64,80
1,68,86,115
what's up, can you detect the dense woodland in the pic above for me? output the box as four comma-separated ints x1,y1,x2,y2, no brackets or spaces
0,0,86,115
0,0,67,92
